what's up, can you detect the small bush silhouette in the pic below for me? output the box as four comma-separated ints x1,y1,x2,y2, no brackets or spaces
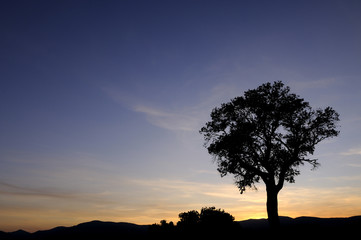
199,206,235,227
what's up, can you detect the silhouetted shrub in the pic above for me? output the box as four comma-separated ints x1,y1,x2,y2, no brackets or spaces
199,206,234,227
175,206,240,237
177,210,200,229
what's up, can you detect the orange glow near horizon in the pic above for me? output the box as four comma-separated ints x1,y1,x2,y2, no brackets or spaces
1,182,361,233
2,205,360,233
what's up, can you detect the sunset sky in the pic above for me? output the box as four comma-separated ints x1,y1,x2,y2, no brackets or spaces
1,0,361,232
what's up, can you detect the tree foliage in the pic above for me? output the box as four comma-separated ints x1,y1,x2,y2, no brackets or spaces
200,81,340,194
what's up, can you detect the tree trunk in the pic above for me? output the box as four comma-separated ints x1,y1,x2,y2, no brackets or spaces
266,187,280,230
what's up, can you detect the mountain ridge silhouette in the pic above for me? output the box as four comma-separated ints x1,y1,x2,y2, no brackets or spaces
2,216,361,239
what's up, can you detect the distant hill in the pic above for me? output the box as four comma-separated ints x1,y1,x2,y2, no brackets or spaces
238,215,361,230
2,216,361,239
2,221,148,240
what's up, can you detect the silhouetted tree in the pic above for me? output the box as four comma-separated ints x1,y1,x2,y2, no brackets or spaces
200,81,340,229
199,207,235,227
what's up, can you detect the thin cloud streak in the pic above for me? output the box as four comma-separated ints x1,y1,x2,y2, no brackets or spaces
0,181,118,205
289,78,337,91
133,105,201,132
347,163,361,168
341,147,361,156
103,83,244,132
0,181,78,199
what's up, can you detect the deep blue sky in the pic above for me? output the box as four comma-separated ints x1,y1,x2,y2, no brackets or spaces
1,0,361,232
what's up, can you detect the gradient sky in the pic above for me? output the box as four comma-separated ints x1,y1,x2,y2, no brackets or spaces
1,0,361,232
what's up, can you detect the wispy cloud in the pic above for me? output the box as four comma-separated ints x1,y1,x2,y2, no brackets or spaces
340,147,361,156
0,180,117,205
289,78,337,90
347,163,361,168
133,105,202,132
190,169,218,175
318,175,361,182
103,83,243,132
129,178,241,200
0,181,79,199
